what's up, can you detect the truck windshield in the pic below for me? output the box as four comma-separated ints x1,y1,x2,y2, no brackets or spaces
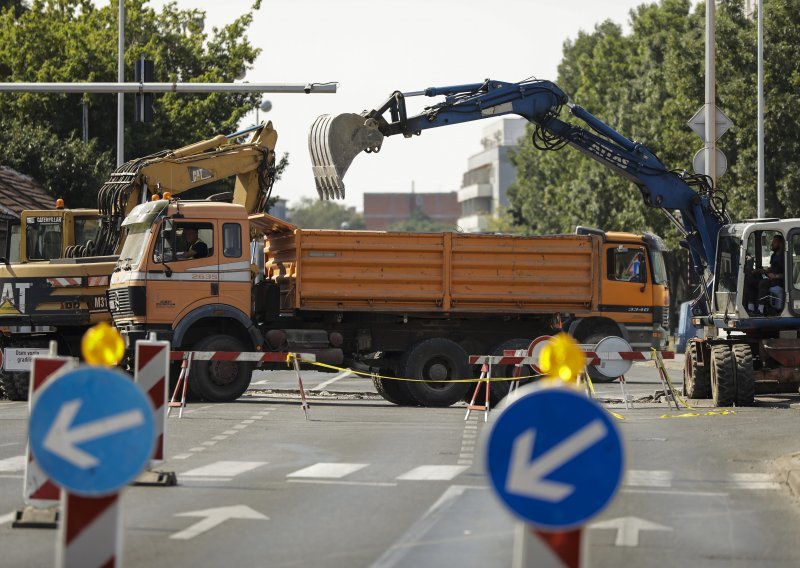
117,223,151,270
649,251,668,285
26,221,62,260
714,235,741,314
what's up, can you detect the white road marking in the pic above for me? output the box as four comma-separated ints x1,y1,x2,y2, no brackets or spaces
233,424,248,430
287,463,367,479
0,442,20,448
222,430,239,435
589,516,673,547
189,447,207,452
622,489,729,497
249,416,265,420
0,512,15,526
727,473,780,490
287,479,396,488
170,505,268,540
397,465,469,481
212,435,228,441
242,420,255,424
311,371,354,391
172,454,192,460
0,455,26,473
251,380,271,385
182,461,267,478
201,441,217,446
625,470,674,487
184,405,214,414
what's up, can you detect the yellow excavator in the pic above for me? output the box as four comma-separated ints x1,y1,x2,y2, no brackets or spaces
0,122,280,399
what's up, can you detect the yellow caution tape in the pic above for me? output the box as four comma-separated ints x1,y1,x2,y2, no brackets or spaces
659,409,737,419
290,356,544,384
608,411,625,421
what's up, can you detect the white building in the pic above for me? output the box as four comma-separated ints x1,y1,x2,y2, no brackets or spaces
457,118,527,233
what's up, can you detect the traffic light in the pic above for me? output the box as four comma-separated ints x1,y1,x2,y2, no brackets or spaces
134,58,154,122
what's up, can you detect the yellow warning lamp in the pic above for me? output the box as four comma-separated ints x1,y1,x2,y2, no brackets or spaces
55,198,65,209
81,322,125,367
538,333,586,383
151,193,160,202
162,191,172,200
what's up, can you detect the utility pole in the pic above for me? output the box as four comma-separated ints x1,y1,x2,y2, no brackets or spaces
757,0,765,217
117,0,124,166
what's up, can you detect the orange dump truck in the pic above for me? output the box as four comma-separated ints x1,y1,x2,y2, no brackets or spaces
109,199,669,406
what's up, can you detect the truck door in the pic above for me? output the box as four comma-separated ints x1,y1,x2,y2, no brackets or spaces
217,221,252,316
601,243,652,342
148,221,219,325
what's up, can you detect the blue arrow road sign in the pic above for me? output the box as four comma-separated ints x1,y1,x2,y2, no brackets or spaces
486,386,624,530
29,366,155,496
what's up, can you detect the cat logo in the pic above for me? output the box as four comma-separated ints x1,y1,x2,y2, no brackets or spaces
0,294,21,315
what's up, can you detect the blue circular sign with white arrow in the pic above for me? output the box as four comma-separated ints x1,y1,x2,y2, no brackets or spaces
29,366,155,496
485,386,624,530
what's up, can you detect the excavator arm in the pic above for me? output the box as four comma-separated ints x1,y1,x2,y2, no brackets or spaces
308,78,728,278
91,121,280,257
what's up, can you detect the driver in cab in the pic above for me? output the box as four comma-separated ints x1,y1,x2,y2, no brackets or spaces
177,226,208,260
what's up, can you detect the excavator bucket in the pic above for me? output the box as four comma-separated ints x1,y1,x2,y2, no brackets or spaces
308,113,385,200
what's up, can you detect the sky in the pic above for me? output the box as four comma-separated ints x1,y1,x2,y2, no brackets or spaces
150,0,649,211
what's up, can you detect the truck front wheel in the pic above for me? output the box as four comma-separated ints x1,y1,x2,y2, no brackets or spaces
190,334,254,402
710,344,736,407
400,338,470,407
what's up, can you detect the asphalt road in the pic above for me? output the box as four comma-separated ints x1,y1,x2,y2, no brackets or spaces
1,357,800,567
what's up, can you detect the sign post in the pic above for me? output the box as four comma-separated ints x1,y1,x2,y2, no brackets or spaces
485,385,624,567
28,365,155,567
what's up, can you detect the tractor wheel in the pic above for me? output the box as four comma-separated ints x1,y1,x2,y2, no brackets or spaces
683,340,711,399
732,343,755,407
710,344,736,407
190,335,254,402
400,338,470,407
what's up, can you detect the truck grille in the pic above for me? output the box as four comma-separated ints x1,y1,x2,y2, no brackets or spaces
108,287,146,318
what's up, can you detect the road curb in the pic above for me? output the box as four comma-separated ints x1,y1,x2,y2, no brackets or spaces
773,452,800,500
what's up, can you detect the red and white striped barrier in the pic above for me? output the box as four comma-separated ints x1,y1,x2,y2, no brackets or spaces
169,350,316,363
57,493,121,568
470,347,673,366
24,355,74,507
134,339,170,465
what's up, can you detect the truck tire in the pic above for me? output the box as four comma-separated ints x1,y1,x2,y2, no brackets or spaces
683,340,711,399
400,338,470,407
710,344,736,407
0,370,28,401
372,375,418,406
732,343,755,407
463,339,534,406
190,334,254,402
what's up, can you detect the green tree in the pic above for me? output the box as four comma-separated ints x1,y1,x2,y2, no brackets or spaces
0,0,263,205
289,197,365,230
388,209,456,232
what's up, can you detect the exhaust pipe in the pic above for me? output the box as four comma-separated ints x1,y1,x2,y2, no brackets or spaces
308,113,385,199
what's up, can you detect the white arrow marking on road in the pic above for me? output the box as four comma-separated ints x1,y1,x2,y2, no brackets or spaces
589,516,673,546
171,505,268,540
506,419,608,502
43,399,145,468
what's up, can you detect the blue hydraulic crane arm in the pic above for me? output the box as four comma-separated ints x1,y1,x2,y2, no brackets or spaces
361,79,727,274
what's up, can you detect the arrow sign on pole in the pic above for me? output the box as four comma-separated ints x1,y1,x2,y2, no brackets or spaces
506,420,608,502
171,505,269,540
589,516,672,547
43,400,145,468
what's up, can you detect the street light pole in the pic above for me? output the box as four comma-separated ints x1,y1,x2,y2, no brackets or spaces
117,0,124,167
757,0,765,217
704,0,717,186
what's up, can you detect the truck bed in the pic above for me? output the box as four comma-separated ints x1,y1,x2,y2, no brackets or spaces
266,230,599,314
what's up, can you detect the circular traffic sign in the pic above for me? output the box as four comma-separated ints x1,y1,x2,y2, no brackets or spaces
592,336,633,378
526,335,551,373
29,366,155,496
485,385,624,530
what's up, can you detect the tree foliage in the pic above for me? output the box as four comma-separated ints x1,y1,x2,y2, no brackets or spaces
289,197,365,230
507,0,800,304
0,0,263,205
388,209,456,232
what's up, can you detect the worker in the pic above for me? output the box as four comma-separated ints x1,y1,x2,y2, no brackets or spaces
756,234,785,314
178,226,208,260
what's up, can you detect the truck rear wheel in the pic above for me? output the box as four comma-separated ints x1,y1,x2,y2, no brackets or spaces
0,370,28,401
400,338,470,407
732,343,755,406
710,344,736,407
190,334,254,402
683,340,711,399
372,375,418,406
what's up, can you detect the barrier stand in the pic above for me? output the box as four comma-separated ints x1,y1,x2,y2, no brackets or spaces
618,375,633,409
653,350,681,410
465,360,493,422
14,342,75,529
290,353,310,420
167,352,193,418
133,336,177,486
